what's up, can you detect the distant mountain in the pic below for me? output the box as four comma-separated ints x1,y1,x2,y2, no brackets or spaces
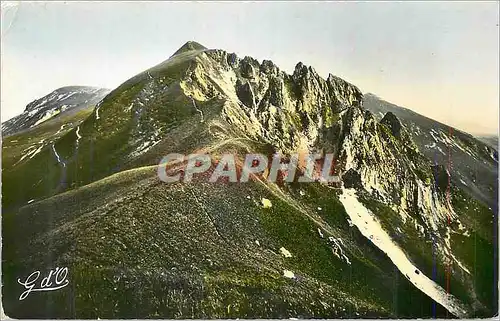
2,42,497,319
1,86,110,173
1,86,110,136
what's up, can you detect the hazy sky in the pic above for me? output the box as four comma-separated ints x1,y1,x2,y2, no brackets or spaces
1,1,498,135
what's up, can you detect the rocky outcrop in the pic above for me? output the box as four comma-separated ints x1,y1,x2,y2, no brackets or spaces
380,111,402,137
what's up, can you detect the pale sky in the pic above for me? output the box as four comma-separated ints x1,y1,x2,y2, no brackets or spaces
1,1,498,135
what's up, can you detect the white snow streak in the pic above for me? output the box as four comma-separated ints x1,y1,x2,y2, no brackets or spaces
329,236,351,265
51,144,66,167
55,124,66,135
452,255,471,275
339,188,468,318
95,100,103,120
425,142,436,149
14,142,45,166
191,97,204,123
75,126,82,147
29,145,44,159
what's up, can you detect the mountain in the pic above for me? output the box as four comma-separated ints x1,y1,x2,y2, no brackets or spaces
1,86,111,173
2,42,497,318
2,86,110,136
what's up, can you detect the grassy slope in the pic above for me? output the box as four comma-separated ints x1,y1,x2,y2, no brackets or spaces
3,164,450,318
450,188,497,316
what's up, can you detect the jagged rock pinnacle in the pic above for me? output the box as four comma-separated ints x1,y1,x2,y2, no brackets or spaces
380,111,402,137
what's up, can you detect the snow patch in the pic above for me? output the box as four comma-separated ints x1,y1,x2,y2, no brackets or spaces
27,107,41,117
279,247,292,258
261,198,272,208
338,188,468,318
33,109,61,126
129,138,161,159
328,236,351,265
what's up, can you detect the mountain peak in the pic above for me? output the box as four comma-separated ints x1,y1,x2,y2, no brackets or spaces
171,40,207,57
